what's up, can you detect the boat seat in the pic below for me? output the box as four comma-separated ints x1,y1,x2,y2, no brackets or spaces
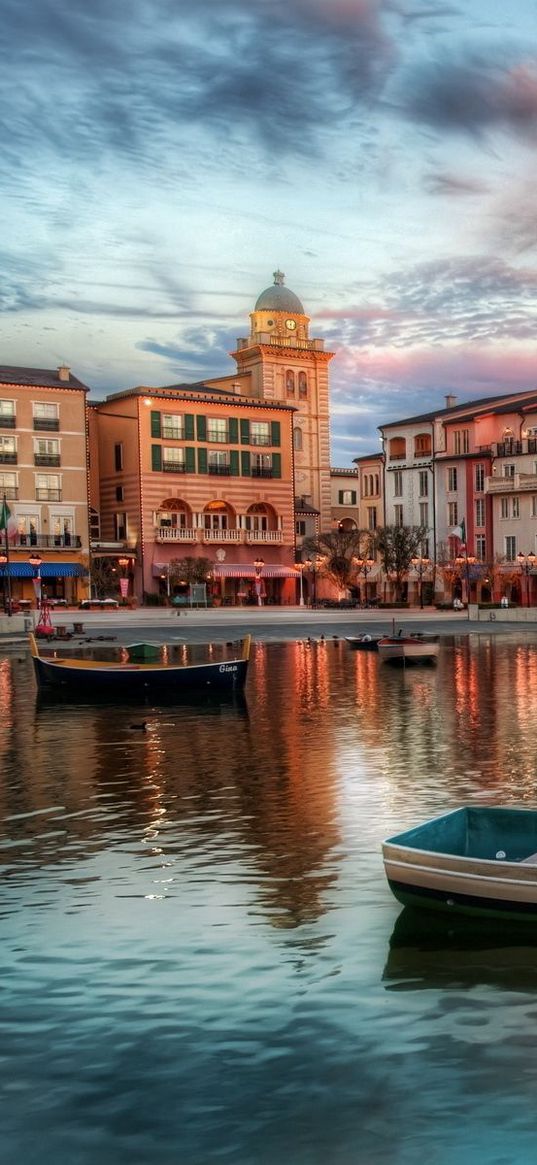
520,852,537,865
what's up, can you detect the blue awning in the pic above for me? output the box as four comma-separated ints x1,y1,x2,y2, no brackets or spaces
0,563,87,578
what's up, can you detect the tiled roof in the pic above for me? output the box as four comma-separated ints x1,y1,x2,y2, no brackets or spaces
379,387,537,430
0,365,89,391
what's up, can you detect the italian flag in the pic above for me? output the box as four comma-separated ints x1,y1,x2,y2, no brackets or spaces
451,518,466,548
0,497,10,531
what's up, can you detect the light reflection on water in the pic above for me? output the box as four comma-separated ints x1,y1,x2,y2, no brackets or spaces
2,636,537,1163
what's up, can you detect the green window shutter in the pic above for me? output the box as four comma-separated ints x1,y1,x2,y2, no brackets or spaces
272,453,281,479
240,419,250,444
150,411,161,438
338,491,344,504
229,450,239,476
151,444,162,471
351,491,357,505
241,451,251,476
197,447,208,474
185,447,195,473
271,421,281,447
196,415,206,441
184,414,195,440
228,417,239,444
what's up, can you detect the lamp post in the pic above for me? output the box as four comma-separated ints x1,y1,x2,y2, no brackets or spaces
517,551,537,607
455,551,477,609
295,561,306,607
118,555,130,601
352,556,375,606
304,554,323,607
29,552,43,608
254,557,265,606
410,555,431,609
0,550,9,616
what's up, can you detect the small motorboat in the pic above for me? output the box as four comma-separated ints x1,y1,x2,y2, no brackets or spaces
345,635,381,651
383,806,537,921
29,633,252,696
377,634,439,664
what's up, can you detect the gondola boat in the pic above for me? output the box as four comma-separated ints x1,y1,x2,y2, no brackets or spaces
29,633,251,695
383,807,537,921
345,635,381,651
377,634,439,664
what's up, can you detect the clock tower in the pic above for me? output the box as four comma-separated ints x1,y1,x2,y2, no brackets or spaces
231,271,334,533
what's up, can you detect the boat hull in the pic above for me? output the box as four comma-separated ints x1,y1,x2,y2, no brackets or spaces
378,639,439,665
383,807,537,921
345,636,380,651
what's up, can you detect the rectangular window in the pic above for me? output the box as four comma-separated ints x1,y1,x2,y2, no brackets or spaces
162,414,184,440
207,418,228,443
475,464,485,492
418,471,428,497
51,515,73,545
367,507,377,531
34,437,60,466
33,402,59,431
0,471,17,499
251,453,273,478
393,471,403,498
512,496,520,518
532,495,537,518
116,486,124,502
114,443,123,471
0,400,15,427
208,450,230,474
419,502,429,527
296,520,306,536
504,464,515,477
454,430,469,454
250,422,271,447
340,489,356,505
476,535,486,561
505,535,517,561
35,473,61,501
501,497,509,519
0,435,16,462
447,467,457,492
394,504,404,527
475,498,485,527
162,447,186,472
17,515,39,544
114,512,127,541
448,501,458,526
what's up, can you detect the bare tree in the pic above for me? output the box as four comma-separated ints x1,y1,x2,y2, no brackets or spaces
301,528,373,595
375,525,428,601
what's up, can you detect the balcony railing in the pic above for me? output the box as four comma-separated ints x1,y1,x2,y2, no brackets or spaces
34,455,61,467
0,452,17,464
250,436,271,447
162,428,185,441
13,534,82,549
0,487,17,500
34,418,60,431
251,466,273,478
245,531,283,543
156,527,197,542
208,464,231,475
485,473,537,494
35,489,61,501
202,528,242,541
207,431,228,443
162,461,186,473
0,415,16,428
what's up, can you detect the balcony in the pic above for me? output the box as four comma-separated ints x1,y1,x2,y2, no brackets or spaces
0,452,17,464
162,428,185,441
162,461,186,473
250,436,271,447
485,473,537,494
202,528,242,542
156,526,197,543
245,531,283,544
208,464,231,475
13,534,82,549
251,467,273,478
35,488,61,501
34,418,59,432
0,415,16,429
34,454,61,467
207,431,228,444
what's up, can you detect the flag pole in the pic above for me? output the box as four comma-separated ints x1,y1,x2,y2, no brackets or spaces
2,493,12,617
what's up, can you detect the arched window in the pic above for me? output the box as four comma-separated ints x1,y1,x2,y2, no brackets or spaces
389,437,406,461
293,426,303,451
286,370,295,396
363,476,369,497
298,372,307,398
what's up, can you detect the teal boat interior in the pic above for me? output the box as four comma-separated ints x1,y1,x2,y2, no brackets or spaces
386,807,537,864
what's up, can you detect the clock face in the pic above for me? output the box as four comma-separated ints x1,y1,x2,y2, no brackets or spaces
285,318,297,331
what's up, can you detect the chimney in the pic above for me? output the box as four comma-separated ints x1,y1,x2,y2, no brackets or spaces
445,394,457,409
57,364,70,382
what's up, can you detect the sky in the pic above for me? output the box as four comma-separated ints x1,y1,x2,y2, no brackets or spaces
4,0,537,465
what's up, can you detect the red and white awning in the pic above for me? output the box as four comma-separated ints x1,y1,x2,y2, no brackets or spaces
212,564,299,579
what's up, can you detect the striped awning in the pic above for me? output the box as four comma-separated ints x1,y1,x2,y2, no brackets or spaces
0,563,87,578
212,564,299,579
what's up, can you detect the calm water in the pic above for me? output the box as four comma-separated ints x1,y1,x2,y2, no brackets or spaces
3,634,537,1164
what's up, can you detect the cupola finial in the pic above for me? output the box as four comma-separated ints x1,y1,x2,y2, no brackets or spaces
273,270,285,286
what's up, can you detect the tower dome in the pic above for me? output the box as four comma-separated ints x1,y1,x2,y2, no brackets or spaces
254,270,304,314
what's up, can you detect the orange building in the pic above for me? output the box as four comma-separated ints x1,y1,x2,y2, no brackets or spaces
88,383,299,604
0,365,90,608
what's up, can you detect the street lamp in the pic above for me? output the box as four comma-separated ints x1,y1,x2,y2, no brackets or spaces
0,550,10,617
517,551,537,607
410,555,431,609
295,561,306,607
29,552,43,608
304,554,323,608
455,551,477,608
118,555,130,601
254,557,265,606
352,556,375,606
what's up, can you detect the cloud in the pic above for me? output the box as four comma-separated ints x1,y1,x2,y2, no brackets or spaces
402,50,537,140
